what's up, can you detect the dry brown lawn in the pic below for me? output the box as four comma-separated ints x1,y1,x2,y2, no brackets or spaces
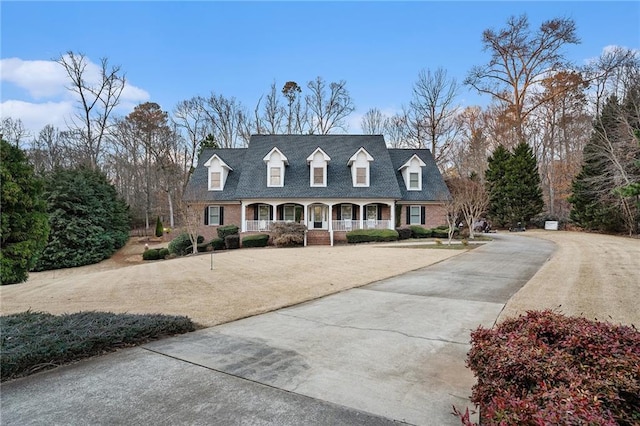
2,231,638,328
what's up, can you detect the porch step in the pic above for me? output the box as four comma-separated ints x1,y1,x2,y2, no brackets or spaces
307,231,331,246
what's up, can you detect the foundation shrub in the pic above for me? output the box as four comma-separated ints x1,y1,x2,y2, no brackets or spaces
410,225,432,238
210,238,225,251
142,248,161,260
457,310,640,426
270,222,306,247
395,227,412,240
225,234,240,249
242,234,269,248
346,229,399,243
216,225,239,240
168,233,203,256
158,248,169,258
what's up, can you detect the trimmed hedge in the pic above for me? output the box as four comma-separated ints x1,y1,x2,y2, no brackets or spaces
225,234,240,249
346,229,399,243
458,310,640,426
410,225,432,238
217,225,239,240
242,233,269,248
142,248,161,260
210,238,225,251
395,227,412,240
1,311,195,381
168,233,203,256
159,248,169,258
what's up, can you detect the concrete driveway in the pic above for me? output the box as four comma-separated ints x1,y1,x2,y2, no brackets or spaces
0,234,555,425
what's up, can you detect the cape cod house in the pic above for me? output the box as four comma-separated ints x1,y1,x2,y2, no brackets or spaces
184,134,450,245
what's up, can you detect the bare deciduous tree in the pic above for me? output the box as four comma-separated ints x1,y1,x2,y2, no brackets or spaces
173,96,210,174
0,117,30,148
465,15,579,145
361,108,386,134
408,68,461,165
305,77,355,134
56,51,125,169
202,93,249,148
447,177,489,240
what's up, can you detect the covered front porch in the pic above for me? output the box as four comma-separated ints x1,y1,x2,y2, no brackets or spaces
240,200,396,245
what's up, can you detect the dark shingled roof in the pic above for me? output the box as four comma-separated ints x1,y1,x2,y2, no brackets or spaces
388,149,451,202
185,135,450,202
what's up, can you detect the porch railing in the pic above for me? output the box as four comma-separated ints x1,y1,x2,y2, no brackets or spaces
331,219,392,231
245,220,274,232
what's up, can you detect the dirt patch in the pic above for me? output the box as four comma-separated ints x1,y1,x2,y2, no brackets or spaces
0,242,461,328
498,230,640,327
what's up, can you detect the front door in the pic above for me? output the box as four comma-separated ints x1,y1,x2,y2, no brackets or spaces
310,205,327,229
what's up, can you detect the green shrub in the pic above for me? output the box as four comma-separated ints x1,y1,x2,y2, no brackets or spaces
1,311,195,381
159,248,169,258
217,225,239,240
395,227,412,240
346,229,399,243
458,310,640,426
196,242,211,253
410,225,432,238
270,222,306,247
242,233,269,248
155,216,163,237
225,234,240,249
168,233,203,256
432,225,459,238
142,248,161,260
210,238,225,251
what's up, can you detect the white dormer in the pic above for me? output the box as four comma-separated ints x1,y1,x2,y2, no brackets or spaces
262,147,288,187
204,154,233,191
347,147,374,187
398,154,426,191
306,147,331,187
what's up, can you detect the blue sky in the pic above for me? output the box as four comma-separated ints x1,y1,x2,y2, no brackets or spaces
1,1,639,135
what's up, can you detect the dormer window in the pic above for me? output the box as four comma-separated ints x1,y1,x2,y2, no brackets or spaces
204,154,233,191
348,147,373,187
307,147,330,187
263,147,288,188
398,154,426,191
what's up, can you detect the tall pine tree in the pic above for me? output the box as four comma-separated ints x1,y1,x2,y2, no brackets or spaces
485,143,544,228
485,145,512,227
505,142,544,227
569,96,625,232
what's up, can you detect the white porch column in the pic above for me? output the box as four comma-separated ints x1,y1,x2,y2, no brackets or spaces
240,201,246,232
328,204,334,246
359,204,364,229
302,202,309,247
389,202,395,230
271,203,277,221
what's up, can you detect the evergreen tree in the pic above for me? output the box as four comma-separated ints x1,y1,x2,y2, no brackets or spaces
569,96,625,232
504,142,544,226
34,168,130,271
155,216,164,237
485,145,512,227
0,139,50,284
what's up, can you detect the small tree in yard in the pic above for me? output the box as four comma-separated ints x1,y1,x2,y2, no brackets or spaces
441,187,462,245
447,175,489,239
155,216,163,238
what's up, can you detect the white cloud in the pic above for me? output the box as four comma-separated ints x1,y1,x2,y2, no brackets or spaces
1,56,150,135
0,100,74,136
0,58,68,99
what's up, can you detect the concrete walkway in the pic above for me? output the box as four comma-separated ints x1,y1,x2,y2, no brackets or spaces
0,234,555,426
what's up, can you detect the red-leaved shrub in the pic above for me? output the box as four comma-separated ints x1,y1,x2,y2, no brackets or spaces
456,310,640,425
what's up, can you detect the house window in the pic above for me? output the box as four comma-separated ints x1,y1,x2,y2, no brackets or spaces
409,172,419,190
269,167,281,186
313,167,324,185
409,206,421,225
356,167,366,185
366,205,378,220
284,205,295,221
341,204,352,220
258,204,271,221
208,206,221,225
210,172,221,189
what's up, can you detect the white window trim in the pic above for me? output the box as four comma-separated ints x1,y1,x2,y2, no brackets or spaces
409,205,421,225
409,172,420,190
263,147,288,188
341,204,352,220
398,154,426,191
208,206,221,226
210,171,222,190
204,154,233,191
348,147,373,187
307,147,331,188
269,166,282,187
